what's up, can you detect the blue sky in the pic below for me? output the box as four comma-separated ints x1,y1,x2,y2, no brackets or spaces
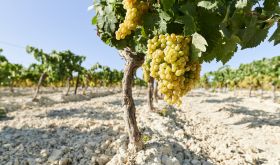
0,0,279,76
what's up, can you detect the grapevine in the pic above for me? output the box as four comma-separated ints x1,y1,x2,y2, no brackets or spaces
115,0,148,40
144,34,201,105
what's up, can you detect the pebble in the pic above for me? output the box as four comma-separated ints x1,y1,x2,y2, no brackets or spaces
48,149,64,161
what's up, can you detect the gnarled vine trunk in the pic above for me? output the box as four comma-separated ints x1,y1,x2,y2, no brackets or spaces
148,76,154,111
153,81,158,103
120,48,144,152
33,72,47,101
9,81,14,93
74,73,80,95
65,76,72,96
249,86,253,97
234,86,237,96
82,80,89,95
272,85,277,102
260,87,264,99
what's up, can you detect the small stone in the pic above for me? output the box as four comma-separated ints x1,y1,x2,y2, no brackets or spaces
3,143,11,148
183,159,191,165
135,151,145,164
91,156,97,164
244,154,253,163
27,158,36,165
42,134,48,138
59,158,72,165
202,161,212,165
175,152,184,163
84,147,93,156
96,154,110,165
171,157,180,165
250,147,259,153
95,149,101,154
14,158,20,165
119,135,128,142
87,141,97,148
16,144,24,151
161,144,172,155
35,158,44,163
40,149,49,157
48,149,63,161
6,162,13,165
174,129,185,139
162,155,180,165
191,159,201,165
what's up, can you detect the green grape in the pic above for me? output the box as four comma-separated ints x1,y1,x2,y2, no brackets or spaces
143,33,201,106
116,0,148,40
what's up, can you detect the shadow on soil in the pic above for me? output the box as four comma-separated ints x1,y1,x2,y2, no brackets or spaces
221,105,280,128
37,107,122,121
204,97,243,104
104,97,146,107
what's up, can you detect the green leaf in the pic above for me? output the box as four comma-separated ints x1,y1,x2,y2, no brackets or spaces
264,0,279,11
92,15,97,25
196,8,224,62
235,0,247,9
158,18,168,34
197,1,218,10
175,11,197,35
212,35,240,64
191,45,202,61
269,22,280,45
192,33,208,53
161,0,175,11
159,11,172,21
240,16,269,49
180,2,196,16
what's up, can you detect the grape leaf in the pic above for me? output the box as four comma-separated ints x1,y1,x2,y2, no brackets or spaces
235,0,247,9
92,16,97,25
196,8,224,62
269,22,280,45
209,35,240,64
161,0,175,11
159,18,168,34
159,11,172,21
264,0,279,11
175,13,196,35
197,1,218,10
192,33,208,53
217,35,240,64
180,2,196,16
240,16,269,49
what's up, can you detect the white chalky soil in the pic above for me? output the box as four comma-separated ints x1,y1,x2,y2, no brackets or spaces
0,87,279,165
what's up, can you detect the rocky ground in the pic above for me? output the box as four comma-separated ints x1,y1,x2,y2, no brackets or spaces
0,87,279,165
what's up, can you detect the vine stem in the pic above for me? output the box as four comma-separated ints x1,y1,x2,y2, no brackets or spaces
119,48,144,152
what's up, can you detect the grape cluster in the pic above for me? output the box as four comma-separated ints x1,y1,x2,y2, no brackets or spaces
116,0,148,40
144,34,201,105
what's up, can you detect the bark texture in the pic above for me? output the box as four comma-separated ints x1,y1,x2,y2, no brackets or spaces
148,76,154,111
260,87,264,99
74,73,80,95
32,72,47,101
234,86,237,96
249,86,253,97
120,48,144,152
65,76,72,96
9,81,14,93
272,85,277,102
153,81,158,103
